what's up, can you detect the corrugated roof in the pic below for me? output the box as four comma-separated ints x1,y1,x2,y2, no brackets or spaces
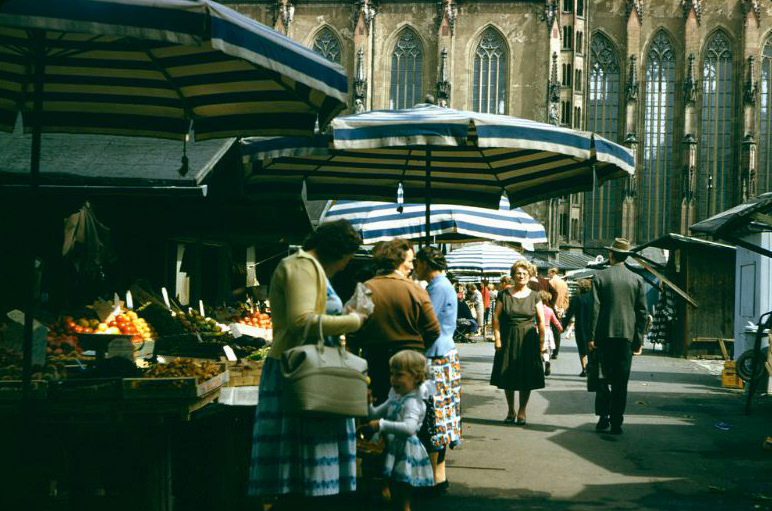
0,127,234,188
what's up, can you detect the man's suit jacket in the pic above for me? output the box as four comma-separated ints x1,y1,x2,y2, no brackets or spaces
590,263,648,347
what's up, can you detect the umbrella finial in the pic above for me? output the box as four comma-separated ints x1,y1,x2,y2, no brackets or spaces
178,134,189,176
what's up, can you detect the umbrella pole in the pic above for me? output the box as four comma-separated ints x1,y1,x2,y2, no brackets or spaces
23,30,45,401
425,149,431,245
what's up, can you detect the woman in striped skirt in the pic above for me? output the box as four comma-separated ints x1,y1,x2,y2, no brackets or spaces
248,220,369,505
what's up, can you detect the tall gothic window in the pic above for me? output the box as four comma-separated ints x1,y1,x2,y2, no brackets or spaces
700,31,735,218
472,29,508,114
641,31,676,242
312,28,342,64
585,33,621,245
758,38,772,195
390,29,423,110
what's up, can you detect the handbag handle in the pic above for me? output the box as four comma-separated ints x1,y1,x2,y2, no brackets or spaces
300,313,351,364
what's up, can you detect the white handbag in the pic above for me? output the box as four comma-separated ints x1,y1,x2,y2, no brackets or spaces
281,314,369,417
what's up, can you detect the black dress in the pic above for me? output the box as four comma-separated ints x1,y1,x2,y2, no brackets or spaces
490,290,545,391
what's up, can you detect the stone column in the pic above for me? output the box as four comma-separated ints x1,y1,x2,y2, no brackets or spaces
680,1,702,233
436,0,457,107
352,0,376,110
273,0,294,36
741,1,762,200
622,1,642,242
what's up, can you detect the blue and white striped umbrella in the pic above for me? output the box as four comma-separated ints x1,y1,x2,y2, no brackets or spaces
323,194,548,249
241,104,635,209
445,242,526,274
0,0,349,140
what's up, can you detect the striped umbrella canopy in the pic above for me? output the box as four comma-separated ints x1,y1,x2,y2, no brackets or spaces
241,104,636,219
446,242,526,274
0,0,349,142
323,194,548,249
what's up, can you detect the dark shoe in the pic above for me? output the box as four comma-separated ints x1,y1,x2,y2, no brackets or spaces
595,416,610,431
544,362,551,376
550,354,558,360
503,415,515,424
515,416,526,426
579,370,587,377
610,425,623,435
434,480,450,496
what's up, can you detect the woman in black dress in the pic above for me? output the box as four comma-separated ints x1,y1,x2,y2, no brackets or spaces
490,260,547,425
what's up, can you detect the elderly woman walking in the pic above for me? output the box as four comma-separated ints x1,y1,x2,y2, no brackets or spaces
490,260,547,425
414,246,461,494
248,220,369,506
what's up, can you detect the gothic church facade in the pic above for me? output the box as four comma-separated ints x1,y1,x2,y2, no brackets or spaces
225,0,772,253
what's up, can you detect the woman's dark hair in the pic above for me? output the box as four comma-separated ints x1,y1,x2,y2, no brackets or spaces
415,246,447,271
302,219,362,267
372,238,411,273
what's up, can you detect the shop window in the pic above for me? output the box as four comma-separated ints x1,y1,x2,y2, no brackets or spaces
760,37,772,194
312,27,342,64
390,29,423,110
700,31,734,218
586,32,622,244
561,100,572,125
641,30,676,242
563,26,573,50
472,28,508,114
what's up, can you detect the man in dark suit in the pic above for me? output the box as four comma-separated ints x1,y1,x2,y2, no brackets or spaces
588,238,648,435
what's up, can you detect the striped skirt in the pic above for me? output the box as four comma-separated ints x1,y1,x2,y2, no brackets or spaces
247,357,357,497
427,349,462,449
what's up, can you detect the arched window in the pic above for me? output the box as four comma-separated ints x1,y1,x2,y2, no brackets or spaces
472,28,507,114
700,31,735,217
758,38,772,194
312,28,341,64
390,29,423,110
640,31,676,242
585,33,622,245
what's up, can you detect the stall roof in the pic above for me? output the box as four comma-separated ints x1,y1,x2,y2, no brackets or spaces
633,233,736,253
689,192,772,237
0,128,235,192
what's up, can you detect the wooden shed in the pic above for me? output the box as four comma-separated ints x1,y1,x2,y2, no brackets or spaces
633,234,736,358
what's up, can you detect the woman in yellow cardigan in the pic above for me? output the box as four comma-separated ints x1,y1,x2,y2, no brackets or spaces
248,220,368,506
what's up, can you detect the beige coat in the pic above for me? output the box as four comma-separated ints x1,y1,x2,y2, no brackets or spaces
267,249,362,360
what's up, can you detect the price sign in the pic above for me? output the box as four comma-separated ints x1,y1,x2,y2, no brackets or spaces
126,291,134,310
161,287,171,309
222,345,238,362
199,299,206,317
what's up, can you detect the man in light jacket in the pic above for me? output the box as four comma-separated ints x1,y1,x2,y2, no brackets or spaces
588,238,647,435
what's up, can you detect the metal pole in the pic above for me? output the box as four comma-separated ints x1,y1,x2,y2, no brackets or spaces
425,148,431,245
23,30,45,401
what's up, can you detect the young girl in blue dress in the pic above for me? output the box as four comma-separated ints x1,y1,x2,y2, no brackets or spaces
362,350,435,511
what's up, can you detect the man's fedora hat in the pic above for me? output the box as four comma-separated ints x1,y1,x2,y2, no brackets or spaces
605,237,631,254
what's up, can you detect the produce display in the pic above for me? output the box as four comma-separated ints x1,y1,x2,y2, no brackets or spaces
236,310,272,330
0,347,59,381
46,318,91,361
144,358,224,384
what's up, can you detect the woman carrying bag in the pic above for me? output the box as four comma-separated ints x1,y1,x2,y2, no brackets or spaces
248,220,370,506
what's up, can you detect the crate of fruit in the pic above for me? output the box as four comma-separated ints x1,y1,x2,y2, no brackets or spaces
123,360,228,400
0,380,49,402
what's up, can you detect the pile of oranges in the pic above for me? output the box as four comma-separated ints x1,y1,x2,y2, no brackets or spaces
238,311,272,329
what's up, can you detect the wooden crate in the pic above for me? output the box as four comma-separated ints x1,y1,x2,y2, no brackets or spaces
721,369,744,389
123,368,228,400
0,380,48,401
225,360,263,387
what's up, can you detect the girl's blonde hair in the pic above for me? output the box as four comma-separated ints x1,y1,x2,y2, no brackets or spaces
389,350,428,384
539,290,552,303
